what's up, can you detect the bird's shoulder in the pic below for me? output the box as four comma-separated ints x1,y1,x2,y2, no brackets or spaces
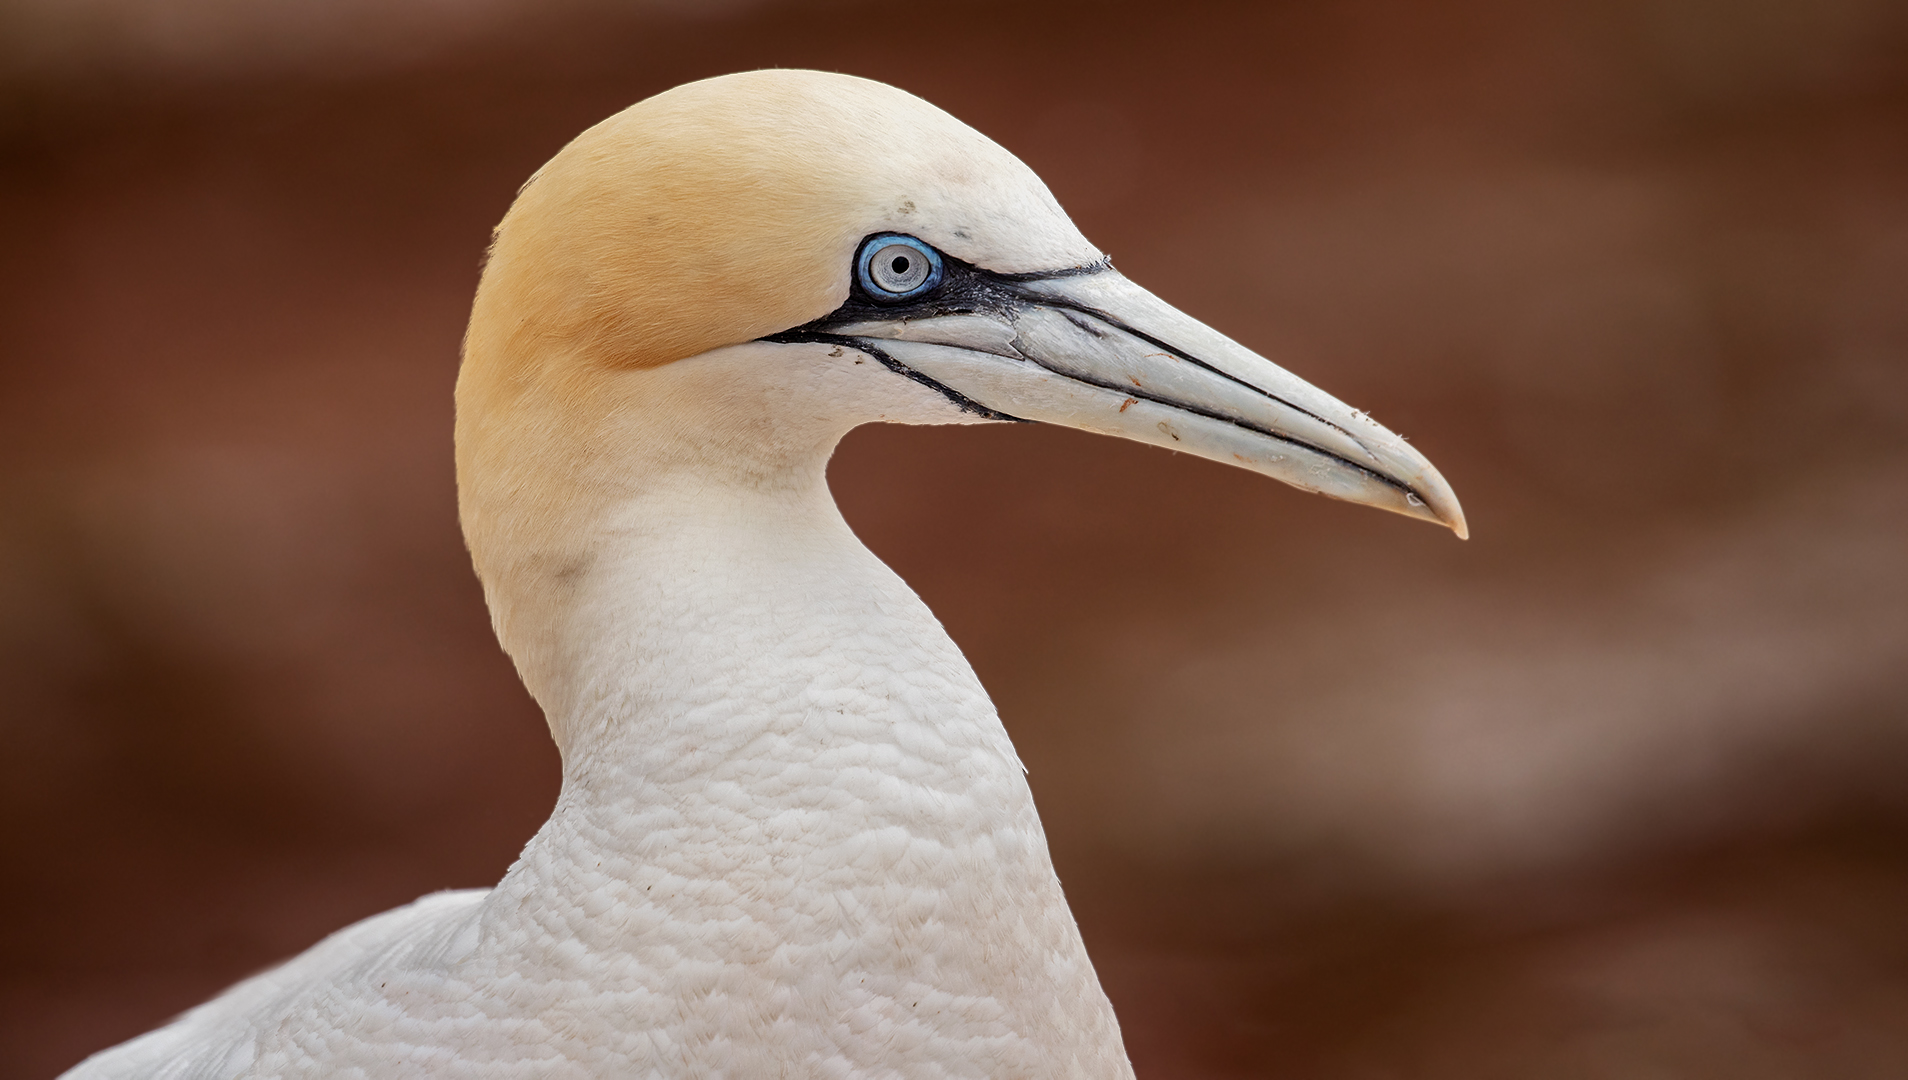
60,888,488,1080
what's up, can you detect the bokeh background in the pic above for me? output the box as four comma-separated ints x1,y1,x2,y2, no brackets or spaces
4,0,1907,1076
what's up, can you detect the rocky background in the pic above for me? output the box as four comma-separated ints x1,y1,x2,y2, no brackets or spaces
3,0,1906,1075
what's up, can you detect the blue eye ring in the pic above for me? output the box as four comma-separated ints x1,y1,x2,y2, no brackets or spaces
856,234,944,302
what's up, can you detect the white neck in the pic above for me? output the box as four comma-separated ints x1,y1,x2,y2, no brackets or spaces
459,345,1131,1073
543,460,1024,832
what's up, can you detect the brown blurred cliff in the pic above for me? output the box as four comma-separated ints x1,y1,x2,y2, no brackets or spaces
3,1,1907,1076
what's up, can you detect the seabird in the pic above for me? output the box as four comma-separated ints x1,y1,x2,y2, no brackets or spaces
65,69,1464,1079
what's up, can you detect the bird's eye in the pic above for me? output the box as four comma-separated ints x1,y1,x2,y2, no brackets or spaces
857,234,943,301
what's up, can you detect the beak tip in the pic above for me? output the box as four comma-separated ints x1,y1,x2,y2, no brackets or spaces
1403,465,1466,540
1406,458,1466,540
1434,496,1468,539
1414,500,1466,539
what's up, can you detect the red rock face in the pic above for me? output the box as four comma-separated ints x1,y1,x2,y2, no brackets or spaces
3,1,1907,1076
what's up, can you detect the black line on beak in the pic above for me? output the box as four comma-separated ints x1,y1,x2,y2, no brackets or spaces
1014,292,1378,464
1002,346,1419,503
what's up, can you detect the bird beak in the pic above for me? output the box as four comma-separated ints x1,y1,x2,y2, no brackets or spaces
801,265,1465,537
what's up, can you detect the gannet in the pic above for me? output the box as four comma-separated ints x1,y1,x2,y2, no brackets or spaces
65,69,1463,1080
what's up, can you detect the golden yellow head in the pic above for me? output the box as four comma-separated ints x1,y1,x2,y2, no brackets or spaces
465,69,1099,382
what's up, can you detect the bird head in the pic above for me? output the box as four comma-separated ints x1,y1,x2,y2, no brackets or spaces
458,69,1464,635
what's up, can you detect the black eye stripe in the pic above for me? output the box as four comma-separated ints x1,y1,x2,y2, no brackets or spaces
764,240,1112,336
760,243,1115,420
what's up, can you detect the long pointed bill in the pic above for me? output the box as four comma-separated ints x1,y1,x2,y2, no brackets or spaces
820,266,1466,538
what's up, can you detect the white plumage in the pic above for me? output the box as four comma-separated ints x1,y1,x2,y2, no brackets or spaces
67,70,1461,1079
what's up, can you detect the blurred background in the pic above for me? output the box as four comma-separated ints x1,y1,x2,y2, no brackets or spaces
3,0,1907,1075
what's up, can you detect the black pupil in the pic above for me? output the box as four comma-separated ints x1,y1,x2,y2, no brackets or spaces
891,255,910,274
